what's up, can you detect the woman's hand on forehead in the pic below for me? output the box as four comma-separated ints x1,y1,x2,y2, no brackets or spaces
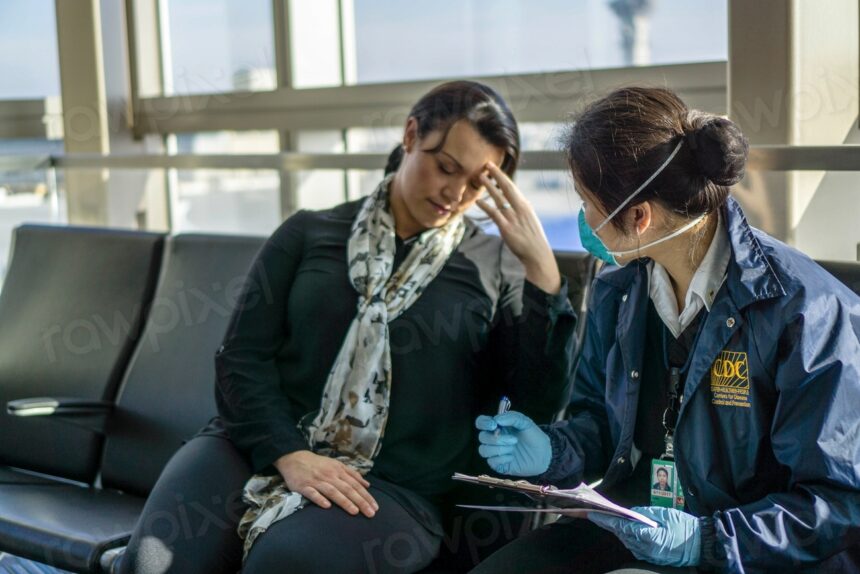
475,161,562,294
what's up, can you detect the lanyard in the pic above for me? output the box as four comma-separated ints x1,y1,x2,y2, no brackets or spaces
659,311,707,460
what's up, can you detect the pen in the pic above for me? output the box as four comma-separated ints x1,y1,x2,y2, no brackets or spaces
494,395,511,437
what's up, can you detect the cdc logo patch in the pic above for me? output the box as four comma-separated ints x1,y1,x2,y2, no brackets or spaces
710,350,751,408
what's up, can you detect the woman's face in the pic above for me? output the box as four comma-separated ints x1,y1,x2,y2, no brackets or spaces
391,118,505,236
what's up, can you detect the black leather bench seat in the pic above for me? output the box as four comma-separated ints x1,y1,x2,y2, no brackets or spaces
0,483,144,572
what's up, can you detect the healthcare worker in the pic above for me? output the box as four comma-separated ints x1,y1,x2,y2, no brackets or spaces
471,87,860,574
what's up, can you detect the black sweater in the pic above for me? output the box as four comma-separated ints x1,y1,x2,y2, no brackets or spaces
210,198,577,518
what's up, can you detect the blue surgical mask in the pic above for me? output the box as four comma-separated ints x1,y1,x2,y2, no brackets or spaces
578,208,617,265
577,139,704,266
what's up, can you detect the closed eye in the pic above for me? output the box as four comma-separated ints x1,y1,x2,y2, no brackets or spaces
438,162,456,175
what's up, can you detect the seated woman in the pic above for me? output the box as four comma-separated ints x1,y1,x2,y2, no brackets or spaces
119,80,578,574
473,87,860,573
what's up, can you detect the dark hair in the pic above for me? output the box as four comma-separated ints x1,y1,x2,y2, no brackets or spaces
384,80,520,177
656,467,669,476
563,87,749,231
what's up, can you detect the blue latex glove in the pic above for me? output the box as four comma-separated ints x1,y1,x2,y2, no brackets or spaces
589,506,701,567
475,411,552,476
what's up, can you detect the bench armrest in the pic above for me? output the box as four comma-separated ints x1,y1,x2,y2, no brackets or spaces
7,397,113,433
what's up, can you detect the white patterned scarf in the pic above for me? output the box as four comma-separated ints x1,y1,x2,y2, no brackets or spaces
237,173,467,558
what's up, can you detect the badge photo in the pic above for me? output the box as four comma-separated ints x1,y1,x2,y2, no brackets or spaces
651,464,673,497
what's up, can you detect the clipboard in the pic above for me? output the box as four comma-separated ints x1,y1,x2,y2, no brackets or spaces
452,473,659,528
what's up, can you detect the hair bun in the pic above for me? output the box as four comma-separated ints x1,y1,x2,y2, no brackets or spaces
688,117,749,186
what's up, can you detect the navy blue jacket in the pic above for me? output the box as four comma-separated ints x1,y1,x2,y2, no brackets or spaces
540,197,860,573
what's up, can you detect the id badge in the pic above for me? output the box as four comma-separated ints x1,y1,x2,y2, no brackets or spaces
650,458,684,510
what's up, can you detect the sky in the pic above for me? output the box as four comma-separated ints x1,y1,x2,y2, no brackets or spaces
0,0,60,99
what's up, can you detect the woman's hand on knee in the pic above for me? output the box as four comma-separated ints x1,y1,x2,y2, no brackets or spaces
274,450,379,518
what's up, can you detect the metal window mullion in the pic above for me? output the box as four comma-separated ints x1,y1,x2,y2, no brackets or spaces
273,0,298,219
336,0,347,87
340,128,350,202
156,0,174,96
124,0,141,139
337,0,355,200
163,133,178,232
155,0,177,232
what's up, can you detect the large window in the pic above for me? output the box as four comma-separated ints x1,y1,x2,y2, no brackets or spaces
0,2,63,157
287,0,727,89
162,0,276,95
170,131,281,233
0,0,60,99
0,0,727,253
347,0,727,85
0,0,64,280
289,0,345,88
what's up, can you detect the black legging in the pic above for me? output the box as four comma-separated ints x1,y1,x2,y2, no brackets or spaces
118,435,441,574
118,436,250,574
243,485,440,573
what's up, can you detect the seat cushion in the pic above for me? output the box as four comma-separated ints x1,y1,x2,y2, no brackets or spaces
0,483,144,573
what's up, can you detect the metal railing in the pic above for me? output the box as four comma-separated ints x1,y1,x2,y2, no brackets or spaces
1,145,860,173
